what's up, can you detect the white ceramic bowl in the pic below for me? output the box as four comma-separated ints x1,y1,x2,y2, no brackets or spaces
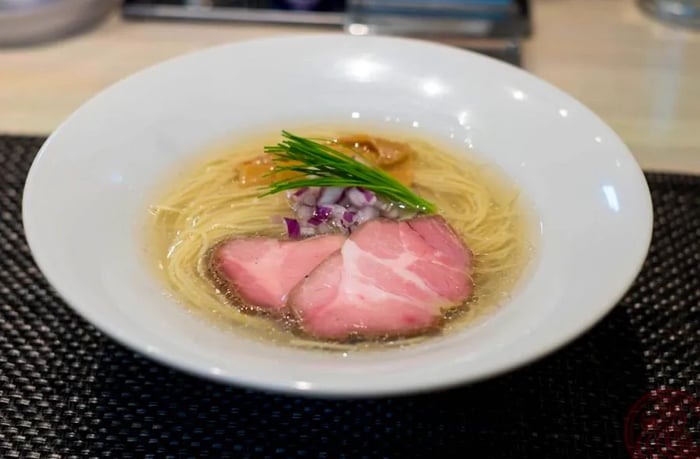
23,35,652,397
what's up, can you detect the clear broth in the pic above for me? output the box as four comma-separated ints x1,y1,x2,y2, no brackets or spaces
146,126,536,351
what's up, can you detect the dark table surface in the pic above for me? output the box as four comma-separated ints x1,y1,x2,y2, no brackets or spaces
1,135,699,459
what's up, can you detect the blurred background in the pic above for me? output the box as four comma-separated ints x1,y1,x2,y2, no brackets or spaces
0,0,698,172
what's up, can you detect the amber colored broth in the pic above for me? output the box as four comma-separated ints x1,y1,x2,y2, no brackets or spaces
146,127,536,352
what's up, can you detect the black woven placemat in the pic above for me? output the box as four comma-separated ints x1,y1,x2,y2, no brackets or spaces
1,135,699,459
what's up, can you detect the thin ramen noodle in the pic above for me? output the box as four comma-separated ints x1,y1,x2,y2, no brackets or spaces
147,128,532,350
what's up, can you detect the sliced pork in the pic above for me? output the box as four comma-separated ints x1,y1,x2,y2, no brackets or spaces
287,216,473,339
212,235,345,314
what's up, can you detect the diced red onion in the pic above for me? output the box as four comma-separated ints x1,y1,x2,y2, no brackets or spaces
338,194,351,208
284,186,406,238
358,187,376,204
329,205,346,219
298,187,321,206
381,207,401,219
316,206,333,220
347,187,373,207
296,204,314,221
355,206,380,225
284,217,301,239
373,199,392,211
318,187,345,205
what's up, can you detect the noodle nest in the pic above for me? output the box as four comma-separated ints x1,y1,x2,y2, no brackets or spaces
149,134,529,350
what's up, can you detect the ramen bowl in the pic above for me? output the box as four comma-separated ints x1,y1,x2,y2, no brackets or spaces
23,35,652,397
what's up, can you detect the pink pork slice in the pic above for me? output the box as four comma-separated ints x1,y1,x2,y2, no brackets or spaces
287,216,473,339
213,235,345,313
